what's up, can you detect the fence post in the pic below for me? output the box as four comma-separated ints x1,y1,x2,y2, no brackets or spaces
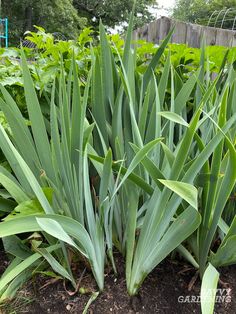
5,18,8,48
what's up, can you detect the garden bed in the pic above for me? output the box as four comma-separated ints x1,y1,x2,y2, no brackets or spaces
1,249,235,314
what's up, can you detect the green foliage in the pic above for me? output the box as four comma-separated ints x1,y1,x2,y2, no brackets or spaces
2,0,156,44
172,0,236,27
73,0,156,29
200,264,219,314
172,0,210,24
0,27,94,112
2,0,87,44
1,27,236,117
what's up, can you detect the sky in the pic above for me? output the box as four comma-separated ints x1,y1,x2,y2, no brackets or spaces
158,0,175,7
153,0,176,17
112,0,176,32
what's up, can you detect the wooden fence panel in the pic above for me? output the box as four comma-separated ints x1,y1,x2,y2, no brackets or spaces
171,20,187,44
186,23,202,47
202,26,217,46
159,17,171,41
215,28,234,46
134,17,236,48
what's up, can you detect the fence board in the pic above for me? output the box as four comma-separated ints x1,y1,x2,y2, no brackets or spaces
171,20,187,44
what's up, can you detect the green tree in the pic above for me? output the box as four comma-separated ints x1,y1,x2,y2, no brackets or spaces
2,0,86,44
172,0,236,28
207,0,236,28
172,0,210,24
73,0,157,29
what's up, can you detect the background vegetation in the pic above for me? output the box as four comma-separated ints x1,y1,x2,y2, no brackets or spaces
1,0,156,45
173,0,236,27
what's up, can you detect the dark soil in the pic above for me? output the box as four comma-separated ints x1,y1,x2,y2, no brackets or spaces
0,250,235,314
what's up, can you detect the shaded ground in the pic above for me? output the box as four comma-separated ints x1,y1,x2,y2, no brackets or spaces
0,250,235,314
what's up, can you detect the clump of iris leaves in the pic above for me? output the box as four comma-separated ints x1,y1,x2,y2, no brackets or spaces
0,8,235,314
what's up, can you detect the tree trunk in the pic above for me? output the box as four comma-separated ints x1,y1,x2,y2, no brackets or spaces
24,6,33,31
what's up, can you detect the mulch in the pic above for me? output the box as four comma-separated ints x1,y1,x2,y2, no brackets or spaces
0,250,235,314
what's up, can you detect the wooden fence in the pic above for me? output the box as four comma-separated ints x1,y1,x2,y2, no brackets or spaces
133,16,236,48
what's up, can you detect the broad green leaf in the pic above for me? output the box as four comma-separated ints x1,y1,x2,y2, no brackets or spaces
177,245,199,268
2,235,31,260
99,21,114,111
0,198,16,217
99,149,112,203
0,214,104,289
200,264,219,314
157,111,189,127
4,188,53,221
35,247,75,284
4,199,44,221
210,214,236,267
210,235,236,267
0,244,60,293
21,51,55,182
128,206,201,294
82,291,99,314
114,138,162,195
0,172,29,204
158,179,198,209
0,94,40,177
175,68,201,114
89,153,154,195
36,217,79,251
0,269,32,302
143,28,174,94
0,124,53,214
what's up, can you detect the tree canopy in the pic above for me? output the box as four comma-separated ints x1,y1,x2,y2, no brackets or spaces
73,0,156,28
172,0,236,28
1,0,156,45
2,0,86,43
